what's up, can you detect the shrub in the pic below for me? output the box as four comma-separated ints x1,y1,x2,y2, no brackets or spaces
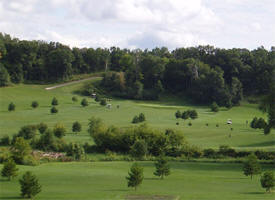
37,123,47,134
132,116,139,124
0,135,11,146
72,121,82,133
66,143,84,160
31,101,39,108
100,98,107,106
175,110,181,119
216,124,219,127
206,123,209,126
50,106,58,114
95,95,101,102
203,148,217,158
81,98,88,107
18,125,37,140
260,171,275,192
8,102,15,111
72,96,78,102
51,97,58,106
130,140,148,159
181,111,189,120
210,102,219,112
138,113,146,122
189,110,198,119
11,137,32,164
188,122,192,126
53,123,66,138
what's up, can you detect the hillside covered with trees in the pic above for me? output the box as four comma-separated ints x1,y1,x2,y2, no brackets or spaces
0,33,274,107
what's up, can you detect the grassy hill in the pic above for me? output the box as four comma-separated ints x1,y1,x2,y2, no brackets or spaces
0,79,274,150
1,161,274,200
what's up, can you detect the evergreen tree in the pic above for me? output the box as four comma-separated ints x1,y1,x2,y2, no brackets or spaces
81,98,88,107
243,153,261,179
72,121,82,133
19,171,41,199
154,155,170,179
50,106,58,114
72,96,78,102
138,113,146,122
8,102,15,111
1,159,18,180
126,163,144,191
51,97,58,106
260,171,275,192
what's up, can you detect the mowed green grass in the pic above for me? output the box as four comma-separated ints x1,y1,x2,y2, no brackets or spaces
0,79,274,150
1,161,274,200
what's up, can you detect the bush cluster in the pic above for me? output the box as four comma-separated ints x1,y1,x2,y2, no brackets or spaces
250,117,267,129
174,109,198,120
132,113,146,124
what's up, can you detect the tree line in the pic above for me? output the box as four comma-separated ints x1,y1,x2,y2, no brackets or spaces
0,33,274,106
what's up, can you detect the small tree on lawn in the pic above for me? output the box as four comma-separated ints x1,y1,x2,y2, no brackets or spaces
1,159,18,181
189,110,198,120
72,96,78,102
53,123,66,138
31,101,39,109
154,155,170,179
243,153,261,179
181,111,189,121
138,113,146,122
81,98,88,107
37,123,47,134
19,171,41,199
175,110,181,119
132,115,139,124
126,163,143,191
72,121,82,134
8,102,15,111
51,97,58,106
260,171,275,193
210,102,219,112
100,98,107,106
50,106,58,114
130,140,147,159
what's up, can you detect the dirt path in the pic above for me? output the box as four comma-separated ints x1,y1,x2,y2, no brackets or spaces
45,77,100,90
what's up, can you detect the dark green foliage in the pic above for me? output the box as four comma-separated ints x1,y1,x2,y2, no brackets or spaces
51,97,58,106
243,153,261,179
50,106,58,114
0,135,11,145
126,163,144,191
189,110,198,119
1,159,18,180
31,101,39,108
81,98,89,107
8,102,15,111
250,117,267,129
53,123,66,138
18,125,37,140
175,110,181,119
11,137,32,164
72,96,78,102
138,113,146,122
87,117,105,136
210,102,219,112
130,140,147,159
132,116,139,124
260,171,275,192
72,121,82,133
35,130,66,152
19,171,41,199
66,143,84,160
95,95,101,102
0,64,10,86
188,122,192,126
100,98,107,106
181,111,189,120
154,155,170,179
37,123,47,134
216,124,219,127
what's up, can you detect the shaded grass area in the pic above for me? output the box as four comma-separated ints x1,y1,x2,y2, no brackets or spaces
0,161,274,200
0,80,274,150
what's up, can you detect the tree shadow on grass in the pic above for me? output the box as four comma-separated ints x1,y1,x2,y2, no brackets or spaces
238,140,275,147
144,177,160,181
0,197,21,199
102,189,128,192
240,192,265,195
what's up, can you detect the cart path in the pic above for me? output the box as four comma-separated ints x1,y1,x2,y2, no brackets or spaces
45,76,100,90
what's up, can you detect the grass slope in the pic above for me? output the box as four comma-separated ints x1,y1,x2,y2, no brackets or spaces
0,79,274,150
1,161,274,200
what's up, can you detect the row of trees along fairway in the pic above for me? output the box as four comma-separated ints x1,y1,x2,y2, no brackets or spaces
1,33,274,107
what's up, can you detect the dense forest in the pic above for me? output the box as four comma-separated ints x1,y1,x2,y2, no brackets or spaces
0,32,274,106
